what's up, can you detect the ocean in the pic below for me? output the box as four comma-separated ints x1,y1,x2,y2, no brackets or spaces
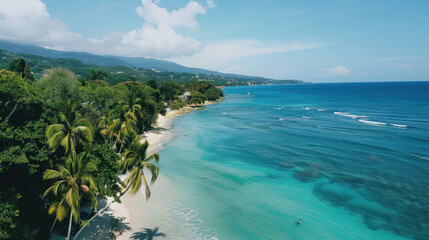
157,82,429,240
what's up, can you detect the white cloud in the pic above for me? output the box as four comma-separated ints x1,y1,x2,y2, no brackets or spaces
172,40,324,70
136,0,207,30
323,65,351,76
0,0,327,72
0,0,209,58
119,24,202,57
0,0,82,44
207,0,216,8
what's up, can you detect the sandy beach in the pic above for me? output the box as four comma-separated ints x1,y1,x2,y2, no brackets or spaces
69,106,208,240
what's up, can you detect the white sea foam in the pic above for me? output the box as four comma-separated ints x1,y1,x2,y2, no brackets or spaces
334,112,367,119
344,114,368,119
302,116,312,119
358,119,387,126
277,108,282,110
279,118,285,121
334,111,351,116
305,107,310,110
172,202,218,240
411,154,429,161
318,109,327,111
222,112,227,115
391,124,407,128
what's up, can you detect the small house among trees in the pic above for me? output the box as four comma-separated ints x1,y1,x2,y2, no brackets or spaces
178,91,191,101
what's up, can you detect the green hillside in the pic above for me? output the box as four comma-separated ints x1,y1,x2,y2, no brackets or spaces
0,49,307,86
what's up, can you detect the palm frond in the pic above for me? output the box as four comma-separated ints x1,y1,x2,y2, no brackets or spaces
55,201,69,222
124,167,142,195
71,154,81,176
64,188,80,222
73,126,94,142
142,174,151,201
48,202,58,215
43,169,62,180
71,192,80,222
145,153,160,163
143,162,159,184
81,175,98,193
86,188,98,209
76,118,93,128
84,161,98,173
133,104,142,111
58,165,71,178
108,119,122,140
47,131,65,151
43,180,66,198
46,124,65,138
60,133,71,153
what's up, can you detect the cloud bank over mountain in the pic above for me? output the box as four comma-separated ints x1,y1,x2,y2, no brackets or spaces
0,0,210,58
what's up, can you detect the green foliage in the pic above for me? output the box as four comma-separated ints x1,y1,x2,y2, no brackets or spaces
0,192,23,239
37,67,81,100
46,100,94,155
185,81,223,102
0,70,42,124
9,58,34,81
114,82,165,130
43,152,98,223
170,100,187,110
0,105,55,239
204,87,223,101
120,137,159,199
87,145,121,201
147,79,158,89
185,81,214,94
159,81,184,101
0,55,223,239
1,49,307,86
190,91,206,105
88,68,108,80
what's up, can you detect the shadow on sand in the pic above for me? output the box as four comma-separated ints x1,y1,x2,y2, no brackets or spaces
131,227,166,240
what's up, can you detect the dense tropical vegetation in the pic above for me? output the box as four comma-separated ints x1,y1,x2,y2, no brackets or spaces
0,56,223,239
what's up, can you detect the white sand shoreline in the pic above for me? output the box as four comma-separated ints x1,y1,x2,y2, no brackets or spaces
69,105,213,240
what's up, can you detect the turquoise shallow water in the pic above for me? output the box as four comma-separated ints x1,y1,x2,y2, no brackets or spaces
158,82,429,240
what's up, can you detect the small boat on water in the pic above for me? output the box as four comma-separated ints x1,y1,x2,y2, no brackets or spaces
248,92,250,95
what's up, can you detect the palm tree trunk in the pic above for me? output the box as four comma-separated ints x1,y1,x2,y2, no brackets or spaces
5,103,18,121
118,141,124,154
66,211,73,240
49,216,58,233
72,183,133,240
70,136,76,156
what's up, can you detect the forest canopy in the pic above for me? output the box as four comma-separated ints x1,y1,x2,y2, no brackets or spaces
0,57,222,239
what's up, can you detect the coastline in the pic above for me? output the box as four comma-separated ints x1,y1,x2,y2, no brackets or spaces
71,103,215,240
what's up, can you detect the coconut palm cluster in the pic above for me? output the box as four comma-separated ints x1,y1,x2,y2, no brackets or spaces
43,99,160,240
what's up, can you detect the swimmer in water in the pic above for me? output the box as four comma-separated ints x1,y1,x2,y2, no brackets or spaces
297,219,302,224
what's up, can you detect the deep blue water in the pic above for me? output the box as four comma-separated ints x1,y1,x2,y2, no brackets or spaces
158,82,429,240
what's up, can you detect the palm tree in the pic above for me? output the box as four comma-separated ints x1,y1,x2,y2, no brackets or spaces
46,100,94,155
125,93,144,121
120,136,160,201
106,103,138,153
74,136,159,239
99,115,115,144
72,137,161,240
43,153,98,240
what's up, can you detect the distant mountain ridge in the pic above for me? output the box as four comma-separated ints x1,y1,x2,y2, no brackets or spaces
0,40,233,76
0,39,306,83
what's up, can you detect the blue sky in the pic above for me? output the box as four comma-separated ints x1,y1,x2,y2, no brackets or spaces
1,0,428,82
